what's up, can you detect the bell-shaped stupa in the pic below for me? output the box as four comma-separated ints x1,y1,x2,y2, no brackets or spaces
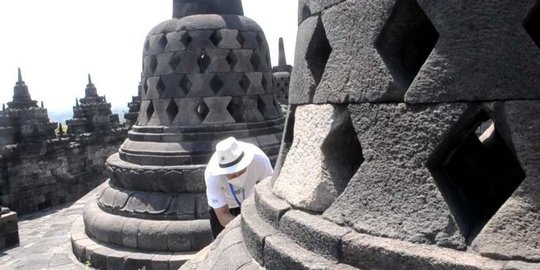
181,0,540,269
71,0,284,269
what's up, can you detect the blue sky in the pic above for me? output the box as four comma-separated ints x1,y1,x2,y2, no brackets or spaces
0,0,297,121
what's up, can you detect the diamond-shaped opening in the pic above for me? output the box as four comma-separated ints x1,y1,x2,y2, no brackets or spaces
198,50,211,73
179,75,192,95
523,1,540,49
239,74,251,93
301,4,311,22
375,0,439,90
181,31,192,48
195,100,209,121
250,52,261,71
428,111,525,244
321,106,364,197
210,74,224,94
226,51,238,71
210,30,223,47
156,77,166,97
226,98,242,123
146,101,155,120
166,99,179,123
143,79,149,95
159,34,168,50
169,53,181,71
257,96,267,118
237,32,245,47
306,16,332,96
149,55,158,74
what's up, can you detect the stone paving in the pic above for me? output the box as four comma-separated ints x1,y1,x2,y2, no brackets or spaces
0,184,105,270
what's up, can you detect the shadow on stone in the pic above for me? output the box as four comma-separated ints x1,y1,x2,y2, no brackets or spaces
428,109,525,244
375,0,439,91
305,16,332,101
524,1,540,49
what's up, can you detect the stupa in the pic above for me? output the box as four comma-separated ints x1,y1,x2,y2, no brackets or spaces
66,75,120,136
272,38,292,108
0,69,56,145
71,0,284,269
182,0,540,269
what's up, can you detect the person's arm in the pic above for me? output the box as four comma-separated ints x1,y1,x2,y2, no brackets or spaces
214,204,236,227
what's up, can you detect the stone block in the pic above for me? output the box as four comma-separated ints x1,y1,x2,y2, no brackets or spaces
273,104,362,213
165,193,196,220
264,234,336,270
165,220,212,251
471,101,540,261
279,210,350,261
341,233,503,270
92,210,126,246
137,220,170,251
195,193,210,219
241,196,277,265
121,217,141,249
323,103,470,249
404,1,540,103
253,179,290,227
293,15,326,104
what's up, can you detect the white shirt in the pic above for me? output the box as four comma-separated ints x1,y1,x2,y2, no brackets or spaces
205,144,273,209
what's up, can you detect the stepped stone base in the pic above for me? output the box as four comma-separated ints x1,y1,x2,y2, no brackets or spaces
0,210,19,251
181,179,540,270
71,216,196,270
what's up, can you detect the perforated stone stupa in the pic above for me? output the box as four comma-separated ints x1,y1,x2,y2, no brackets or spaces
273,38,292,108
71,0,284,269
182,0,540,269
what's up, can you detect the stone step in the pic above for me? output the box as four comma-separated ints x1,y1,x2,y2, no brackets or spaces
71,216,196,270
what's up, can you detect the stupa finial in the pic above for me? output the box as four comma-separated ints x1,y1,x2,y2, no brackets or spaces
278,37,287,66
18,68,23,83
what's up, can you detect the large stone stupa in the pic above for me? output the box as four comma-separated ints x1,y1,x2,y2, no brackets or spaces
71,0,284,269
181,0,540,269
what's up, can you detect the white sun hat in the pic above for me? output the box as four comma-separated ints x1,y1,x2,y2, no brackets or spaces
207,137,255,176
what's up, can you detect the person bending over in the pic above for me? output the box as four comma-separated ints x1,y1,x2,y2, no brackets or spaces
204,137,273,238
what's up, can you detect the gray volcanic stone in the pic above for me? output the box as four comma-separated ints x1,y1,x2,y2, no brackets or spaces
181,218,259,270
341,233,503,270
405,0,540,103
291,0,411,104
297,0,346,24
241,196,277,265
253,179,290,228
274,104,362,212
289,16,319,104
279,210,350,261
264,234,336,270
324,103,469,249
471,101,540,261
